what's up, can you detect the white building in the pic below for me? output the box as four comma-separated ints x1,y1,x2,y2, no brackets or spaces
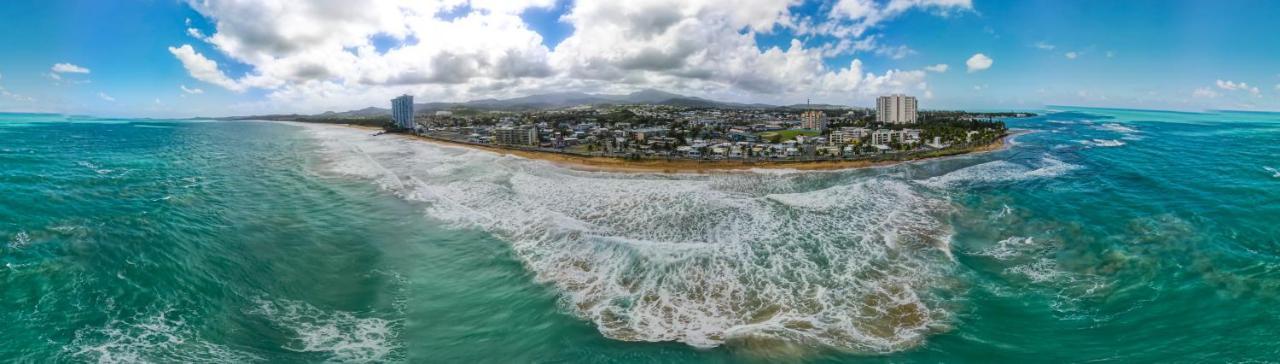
494,126,538,146
875,94,918,124
391,94,415,130
872,129,894,146
829,127,869,144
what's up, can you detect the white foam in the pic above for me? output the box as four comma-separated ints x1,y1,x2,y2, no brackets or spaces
1265,166,1280,178
1006,258,1062,283
975,236,1037,260
65,308,261,363
297,123,959,353
1078,139,1125,148
1094,123,1138,134
250,298,399,363
917,155,1081,189
77,160,114,175
8,230,30,249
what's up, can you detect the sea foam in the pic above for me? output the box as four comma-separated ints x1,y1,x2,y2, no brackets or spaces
300,123,960,353
917,155,1081,189
65,308,261,363
249,298,400,363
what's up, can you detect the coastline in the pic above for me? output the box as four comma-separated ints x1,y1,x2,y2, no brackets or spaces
337,123,1023,173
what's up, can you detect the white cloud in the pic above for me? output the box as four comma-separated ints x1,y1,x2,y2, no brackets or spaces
1033,41,1055,50
1192,87,1219,99
966,53,992,73
180,84,205,94
1106,50,1115,58
98,92,116,102
187,27,209,41
828,0,973,37
47,73,62,81
0,73,34,102
52,63,91,74
170,0,949,114
1065,51,1078,59
1216,79,1261,96
924,64,948,73
168,44,249,92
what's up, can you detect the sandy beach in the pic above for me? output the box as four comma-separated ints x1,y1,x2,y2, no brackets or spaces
339,123,1019,173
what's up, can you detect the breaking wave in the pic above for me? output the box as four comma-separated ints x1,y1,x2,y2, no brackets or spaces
917,155,1081,189
300,123,960,353
65,308,261,363
248,298,400,363
1078,139,1126,148
1265,166,1280,178
1093,123,1139,134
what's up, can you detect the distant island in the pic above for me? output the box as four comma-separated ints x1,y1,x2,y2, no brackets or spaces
220,90,1034,172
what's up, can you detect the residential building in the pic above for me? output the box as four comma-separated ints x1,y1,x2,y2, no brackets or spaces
829,127,869,144
800,110,827,131
875,94,918,124
631,127,668,141
872,129,894,146
391,94,415,130
494,126,539,146
901,129,922,144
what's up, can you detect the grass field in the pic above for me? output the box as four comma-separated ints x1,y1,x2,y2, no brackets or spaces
756,129,820,141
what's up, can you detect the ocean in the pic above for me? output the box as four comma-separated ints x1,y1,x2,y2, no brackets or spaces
1,107,1279,363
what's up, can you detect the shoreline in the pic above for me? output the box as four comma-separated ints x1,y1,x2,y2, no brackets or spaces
338,123,1024,173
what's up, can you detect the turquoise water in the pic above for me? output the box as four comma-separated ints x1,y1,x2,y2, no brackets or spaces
1,108,1278,362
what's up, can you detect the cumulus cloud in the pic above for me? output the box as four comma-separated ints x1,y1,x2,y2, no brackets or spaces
1033,41,1055,50
1064,51,1078,59
924,64,948,73
170,0,953,113
168,44,249,92
52,63,91,74
1216,79,1261,96
966,53,992,73
98,92,115,102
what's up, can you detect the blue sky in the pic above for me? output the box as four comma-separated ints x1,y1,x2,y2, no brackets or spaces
1,0,1278,117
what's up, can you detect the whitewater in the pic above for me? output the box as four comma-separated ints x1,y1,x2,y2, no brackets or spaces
300,121,1080,354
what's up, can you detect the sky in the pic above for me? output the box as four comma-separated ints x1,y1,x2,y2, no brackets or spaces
1,0,1279,117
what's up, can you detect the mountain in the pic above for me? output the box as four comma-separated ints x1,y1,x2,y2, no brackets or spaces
410,89,789,112
320,106,389,117
214,89,856,120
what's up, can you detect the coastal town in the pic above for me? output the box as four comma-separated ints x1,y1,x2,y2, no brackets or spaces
374,93,1028,165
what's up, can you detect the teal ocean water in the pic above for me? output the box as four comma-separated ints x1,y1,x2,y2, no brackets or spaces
2,108,1279,362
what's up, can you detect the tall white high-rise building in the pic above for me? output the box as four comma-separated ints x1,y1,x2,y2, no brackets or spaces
391,94,415,130
875,94,918,124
